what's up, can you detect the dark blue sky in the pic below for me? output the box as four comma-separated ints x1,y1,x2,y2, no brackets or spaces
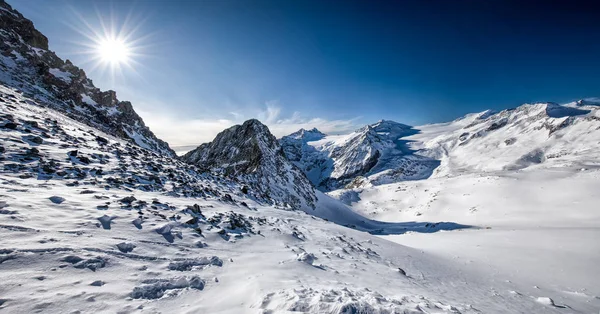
11,0,600,146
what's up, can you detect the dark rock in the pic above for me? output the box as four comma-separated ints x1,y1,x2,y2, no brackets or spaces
26,136,43,144
95,136,108,145
77,156,91,164
2,122,18,130
120,196,137,204
116,242,135,253
49,196,65,204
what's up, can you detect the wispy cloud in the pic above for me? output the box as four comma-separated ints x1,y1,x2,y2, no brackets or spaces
137,101,360,154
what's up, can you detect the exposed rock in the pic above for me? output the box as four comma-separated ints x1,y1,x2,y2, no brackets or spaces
183,119,316,210
48,196,65,204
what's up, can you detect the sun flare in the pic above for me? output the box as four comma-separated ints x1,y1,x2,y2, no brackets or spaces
66,8,149,83
97,37,130,65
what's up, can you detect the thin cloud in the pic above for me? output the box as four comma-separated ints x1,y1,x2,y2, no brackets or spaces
137,102,360,155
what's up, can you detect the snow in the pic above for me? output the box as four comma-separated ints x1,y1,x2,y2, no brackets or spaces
80,93,97,106
49,68,73,83
324,103,600,313
2,84,588,313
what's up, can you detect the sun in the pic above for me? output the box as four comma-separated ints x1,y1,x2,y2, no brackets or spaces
65,7,150,83
97,37,131,65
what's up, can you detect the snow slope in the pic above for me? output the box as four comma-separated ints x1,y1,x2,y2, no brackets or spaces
326,102,600,313
0,81,575,314
405,101,600,175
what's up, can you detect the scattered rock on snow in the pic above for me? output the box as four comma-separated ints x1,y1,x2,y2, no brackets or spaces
130,276,205,299
167,256,223,271
49,196,65,204
97,215,117,230
61,255,107,271
119,196,137,204
132,218,144,229
296,252,316,265
536,297,558,307
116,242,136,253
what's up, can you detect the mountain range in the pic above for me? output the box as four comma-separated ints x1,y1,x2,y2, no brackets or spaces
1,1,599,313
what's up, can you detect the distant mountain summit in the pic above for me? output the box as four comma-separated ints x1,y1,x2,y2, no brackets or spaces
280,120,435,190
285,128,326,142
0,0,174,156
183,119,317,210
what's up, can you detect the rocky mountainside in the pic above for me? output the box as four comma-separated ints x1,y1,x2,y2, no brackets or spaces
0,0,174,156
281,120,438,190
182,119,317,211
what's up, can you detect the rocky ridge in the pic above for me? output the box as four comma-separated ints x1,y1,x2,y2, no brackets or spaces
182,119,317,211
0,0,174,156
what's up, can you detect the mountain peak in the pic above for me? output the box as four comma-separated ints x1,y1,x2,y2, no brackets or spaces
284,127,327,142
239,119,272,136
242,118,265,127
183,121,317,210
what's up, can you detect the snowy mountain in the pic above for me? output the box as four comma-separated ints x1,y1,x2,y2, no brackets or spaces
1,1,599,313
281,120,438,190
0,74,489,314
182,119,318,211
0,1,174,156
283,101,600,192
321,101,600,314
406,100,600,176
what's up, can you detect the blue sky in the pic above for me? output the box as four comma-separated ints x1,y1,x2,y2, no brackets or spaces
11,0,600,149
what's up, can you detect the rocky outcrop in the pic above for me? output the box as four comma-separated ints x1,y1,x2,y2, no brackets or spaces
0,2,47,49
183,119,317,210
0,0,174,156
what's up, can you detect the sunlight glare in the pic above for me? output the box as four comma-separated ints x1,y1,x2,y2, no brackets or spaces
97,37,130,65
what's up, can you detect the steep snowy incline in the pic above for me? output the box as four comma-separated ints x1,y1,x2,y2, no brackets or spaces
0,0,174,156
